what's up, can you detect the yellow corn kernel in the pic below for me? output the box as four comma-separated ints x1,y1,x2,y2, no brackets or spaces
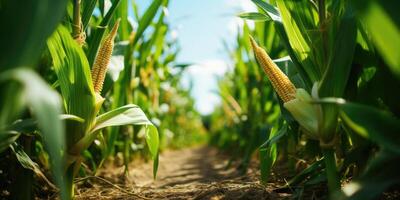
91,19,120,93
249,36,296,102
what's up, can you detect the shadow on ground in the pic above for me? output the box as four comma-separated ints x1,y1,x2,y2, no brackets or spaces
74,146,290,200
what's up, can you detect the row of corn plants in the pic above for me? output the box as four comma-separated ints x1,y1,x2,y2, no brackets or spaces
210,0,400,199
0,0,205,199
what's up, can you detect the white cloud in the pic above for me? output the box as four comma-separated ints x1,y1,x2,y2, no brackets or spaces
181,59,230,115
187,59,230,76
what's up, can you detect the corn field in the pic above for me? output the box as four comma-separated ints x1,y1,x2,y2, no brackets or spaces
0,0,400,199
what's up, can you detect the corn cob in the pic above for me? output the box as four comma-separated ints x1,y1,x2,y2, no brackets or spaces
91,19,120,93
249,36,296,102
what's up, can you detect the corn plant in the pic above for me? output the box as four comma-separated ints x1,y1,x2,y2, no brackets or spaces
222,0,398,196
0,0,195,199
46,21,158,199
1,0,208,199
0,0,68,199
206,0,400,199
209,21,286,173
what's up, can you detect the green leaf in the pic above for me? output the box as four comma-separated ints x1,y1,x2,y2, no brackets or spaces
91,105,159,177
114,0,130,40
352,0,400,78
47,25,97,148
6,115,84,135
338,150,400,200
259,125,285,183
82,0,98,30
251,0,281,21
91,104,154,133
0,131,20,153
259,125,286,149
239,12,270,21
286,159,324,187
340,103,400,154
320,10,357,98
318,8,357,142
131,0,165,47
146,125,160,178
276,0,321,82
0,69,67,200
0,0,67,70
7,119,37,134
138,10,167,65
60,114,85,123
10,143,57,189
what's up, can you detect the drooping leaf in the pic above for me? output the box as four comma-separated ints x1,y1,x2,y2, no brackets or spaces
6,115,84,135
0,131,20,153
91,105,159,177
340,103,400,154
91,104,155,133
0,69,67,200
251,0,281,21
10,143,57,189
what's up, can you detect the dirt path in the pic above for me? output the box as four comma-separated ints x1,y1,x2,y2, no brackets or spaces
75,146,290,200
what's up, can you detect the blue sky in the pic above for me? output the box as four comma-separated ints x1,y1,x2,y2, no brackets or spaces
135,0,256,114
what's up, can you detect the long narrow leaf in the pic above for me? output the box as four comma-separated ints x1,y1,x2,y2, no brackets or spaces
47,26,96,148
91,105,159,177
91,104,154,133
340,103,400,154
0,69,67,200
352,0,400,78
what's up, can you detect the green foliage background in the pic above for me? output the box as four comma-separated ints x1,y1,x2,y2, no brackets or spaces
1,0,400,199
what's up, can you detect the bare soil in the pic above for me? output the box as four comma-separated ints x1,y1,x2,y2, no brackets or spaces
74,146,291,200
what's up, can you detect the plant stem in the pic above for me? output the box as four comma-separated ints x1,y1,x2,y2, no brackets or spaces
318,0,326,24
12,137,34,200
65,164,75,200
318,0,328,62
72,0,81,37
322,148,340,195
